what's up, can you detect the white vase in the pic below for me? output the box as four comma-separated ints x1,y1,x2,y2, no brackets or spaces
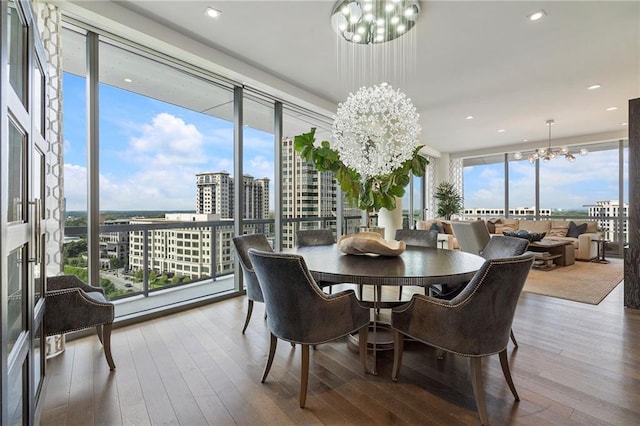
378,197,403,241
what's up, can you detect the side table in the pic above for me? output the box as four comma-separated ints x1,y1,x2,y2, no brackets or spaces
591,239,610,264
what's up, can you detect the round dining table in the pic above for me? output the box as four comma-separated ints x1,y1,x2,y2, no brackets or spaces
288,243,485,289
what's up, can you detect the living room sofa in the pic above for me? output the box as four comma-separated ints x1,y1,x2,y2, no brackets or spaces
416,218,599,261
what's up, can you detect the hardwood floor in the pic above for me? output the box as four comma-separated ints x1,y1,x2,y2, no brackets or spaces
41,281,640,425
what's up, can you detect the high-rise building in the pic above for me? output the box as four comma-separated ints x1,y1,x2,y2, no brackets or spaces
585,200,629,241
196,171,269,219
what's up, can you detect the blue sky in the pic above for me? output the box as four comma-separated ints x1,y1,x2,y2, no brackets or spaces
63,72,627,213
63,72,275,211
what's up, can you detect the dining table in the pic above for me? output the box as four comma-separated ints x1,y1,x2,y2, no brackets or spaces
287,243,486,373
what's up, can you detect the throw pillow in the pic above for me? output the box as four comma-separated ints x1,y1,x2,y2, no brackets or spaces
442,221,454,235
547,227,568,237
567,221,588,238
486,220,496,234
430,222,444,233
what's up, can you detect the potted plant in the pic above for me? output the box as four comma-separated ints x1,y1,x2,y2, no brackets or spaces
294,127,428,228
434,181,463,220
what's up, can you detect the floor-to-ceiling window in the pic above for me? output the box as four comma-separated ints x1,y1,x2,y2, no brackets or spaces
463,154,505,218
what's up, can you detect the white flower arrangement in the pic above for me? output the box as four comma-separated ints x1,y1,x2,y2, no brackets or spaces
331,82,422,177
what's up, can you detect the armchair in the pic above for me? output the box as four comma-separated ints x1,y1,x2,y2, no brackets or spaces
391,253,534,425
232,234,273,334
451,220,491,255
394,229,438,299
248,249,370,408
45,275,115,370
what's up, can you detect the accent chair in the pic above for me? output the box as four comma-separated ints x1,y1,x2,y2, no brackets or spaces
45,275,116,370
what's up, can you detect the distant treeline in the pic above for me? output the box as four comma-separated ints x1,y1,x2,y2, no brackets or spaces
65,210,195,226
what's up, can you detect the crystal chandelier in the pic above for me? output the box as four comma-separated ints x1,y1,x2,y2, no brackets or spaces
514,119,588,163
330,0,420,45
331,82,421,177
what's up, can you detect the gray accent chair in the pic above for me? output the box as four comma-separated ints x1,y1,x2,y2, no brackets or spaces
45,275,115,370
296,229,335,247
391,253,535,425
248,249,370,408
394,229,438,299
451,220,492,255
232,234,273,334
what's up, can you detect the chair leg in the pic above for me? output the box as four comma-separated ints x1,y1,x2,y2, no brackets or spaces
96,324,103,344
397,285,403,300
357,284,363,300
469,357,489,426
358,327,368,374
261,333,278,383
499,349,520,401
510,328,519,348
300,344,310,408
376,285,382,314
392,331,404,381
242,300,254,334
102,323,116,371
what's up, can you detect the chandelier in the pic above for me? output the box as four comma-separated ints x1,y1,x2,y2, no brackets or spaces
331,82,421,177
330,0,420,45
514,119,588,163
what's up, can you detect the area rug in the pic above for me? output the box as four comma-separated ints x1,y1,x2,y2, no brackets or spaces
522,258,623,305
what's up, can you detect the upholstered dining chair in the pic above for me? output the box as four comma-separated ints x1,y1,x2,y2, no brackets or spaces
45,275,116,370
248,248,370,408
296,228,337,294
232,233,273,334
296,228,335,247
394,229,438,299
479,235,529,348
391,253,535,425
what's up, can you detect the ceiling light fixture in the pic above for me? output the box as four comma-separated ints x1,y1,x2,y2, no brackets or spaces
513,119,588,163
205,7,221,18
587,84,601,90
465,115,474,120
528,10,546,21
123,78,132,83
331,0,420,45
606,106,618,111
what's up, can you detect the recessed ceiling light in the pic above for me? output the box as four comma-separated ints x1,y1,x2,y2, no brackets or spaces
621,122,628,126
205,7,221,18
465,115,474,120
123,78,132,83
528,10,546,21
523,139,528,142
606,106,618,111
587,84,601,90
498,129,505,133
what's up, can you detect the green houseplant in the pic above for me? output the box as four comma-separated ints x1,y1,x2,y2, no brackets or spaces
434,181,463,220
294,127,429,227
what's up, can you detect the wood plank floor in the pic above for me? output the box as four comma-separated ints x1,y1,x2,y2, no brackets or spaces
41,280,640,425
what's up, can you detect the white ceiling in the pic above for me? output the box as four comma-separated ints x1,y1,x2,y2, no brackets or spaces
65,1,639,155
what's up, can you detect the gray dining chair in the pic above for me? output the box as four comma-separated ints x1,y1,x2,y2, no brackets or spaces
479,235,529,348
232,234,273,334
391,253,535,425
248,248,370,408
296,228,338,294
394,229,438,299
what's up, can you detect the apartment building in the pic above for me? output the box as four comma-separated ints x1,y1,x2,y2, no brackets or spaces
585,200,630,241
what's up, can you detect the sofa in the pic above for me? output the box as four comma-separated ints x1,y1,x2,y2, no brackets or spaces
416,218,599,261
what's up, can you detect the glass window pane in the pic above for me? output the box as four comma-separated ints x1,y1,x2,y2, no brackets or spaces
7,360,25,425
34,323,44,398
282,109,337,247
8,1,27,105
7,247,24,354
508,157,536,218
8,121,24,223
34,58,45,135
463,155,505,219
